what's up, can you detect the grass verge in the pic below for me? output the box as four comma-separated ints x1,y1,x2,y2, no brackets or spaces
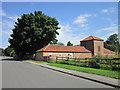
48,63,120,79
26,60,47,63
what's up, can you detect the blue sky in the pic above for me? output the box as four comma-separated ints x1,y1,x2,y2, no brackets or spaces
1,2,118,48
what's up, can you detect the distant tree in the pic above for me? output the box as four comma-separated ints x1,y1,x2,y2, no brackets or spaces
106,34,119,45
105,34,120,53
0,48,4,56
57,42,64,46
9,11,60,59
4,46,15,57
67,41,73,46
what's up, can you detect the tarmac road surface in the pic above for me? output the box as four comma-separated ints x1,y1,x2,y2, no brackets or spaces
2,57,114,88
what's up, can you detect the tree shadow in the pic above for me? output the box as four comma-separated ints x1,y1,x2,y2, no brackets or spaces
1,58,21,61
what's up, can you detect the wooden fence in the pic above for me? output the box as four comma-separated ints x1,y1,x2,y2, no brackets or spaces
56,57,120,71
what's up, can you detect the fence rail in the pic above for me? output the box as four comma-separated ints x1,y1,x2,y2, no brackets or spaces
56,57,120,71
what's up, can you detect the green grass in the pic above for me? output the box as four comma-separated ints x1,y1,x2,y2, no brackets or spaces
48,63,120,79
26,60,48,63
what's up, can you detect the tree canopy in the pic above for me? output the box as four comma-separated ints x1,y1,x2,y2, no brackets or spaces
49,39,58,45
67,41,73,46
9,11,60,59
105,34,120,53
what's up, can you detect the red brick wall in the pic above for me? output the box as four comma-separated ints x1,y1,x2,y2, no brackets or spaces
35,52,44,60
43,52,92,60
81,40,94,55
81,40,104,56
93,40,104,56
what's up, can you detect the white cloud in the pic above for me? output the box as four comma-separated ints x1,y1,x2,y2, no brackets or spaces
8,16,20,21
57,24,87,45
96,25,118,41
101,9,109,13
101,8,116,14
73,14,96,28
0,30,12,37
0,10,7,16
96,26,118,33
1,31,11,35
1,20,14,37
1,9,20,21
2,20,15,29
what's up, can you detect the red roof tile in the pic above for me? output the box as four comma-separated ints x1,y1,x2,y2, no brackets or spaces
104,48,114,53
81,36,103,41
36,45,91,53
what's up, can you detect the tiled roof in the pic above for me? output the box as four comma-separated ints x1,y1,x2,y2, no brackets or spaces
36,45,91,53
104,48,114,53
81,36,103,41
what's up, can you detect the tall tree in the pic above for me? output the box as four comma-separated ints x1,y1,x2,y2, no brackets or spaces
9,11,60,59
105,34,120,53
67,41,73,46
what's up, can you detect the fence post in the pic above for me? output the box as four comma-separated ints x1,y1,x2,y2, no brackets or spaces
47,56,49,63
56,56,58,63
67,57,69,61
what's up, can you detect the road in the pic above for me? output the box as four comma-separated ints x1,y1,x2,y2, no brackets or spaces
2,57,113,88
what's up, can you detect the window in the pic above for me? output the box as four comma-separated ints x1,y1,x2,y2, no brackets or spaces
49,53,52,57
59,53,62,56
98,46,100,52
68,53,73,56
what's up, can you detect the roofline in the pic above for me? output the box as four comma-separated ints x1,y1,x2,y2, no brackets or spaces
80,39,104,42
36,51,91,53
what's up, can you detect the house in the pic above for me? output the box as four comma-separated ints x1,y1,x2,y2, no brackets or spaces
35,36,115,60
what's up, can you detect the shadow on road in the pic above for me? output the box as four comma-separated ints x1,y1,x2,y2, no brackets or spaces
0,56,21,61
2,58,21,61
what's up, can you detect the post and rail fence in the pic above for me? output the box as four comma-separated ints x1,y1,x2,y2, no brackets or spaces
56,56,120,71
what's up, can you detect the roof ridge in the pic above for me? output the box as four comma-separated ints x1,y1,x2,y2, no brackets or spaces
36,44,91,53
91,36,94,39
81,35,103,41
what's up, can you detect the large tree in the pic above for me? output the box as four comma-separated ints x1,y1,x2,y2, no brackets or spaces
9,11,60,59
105,34,120,53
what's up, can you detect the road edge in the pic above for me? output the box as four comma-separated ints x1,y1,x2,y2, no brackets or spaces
24,61,119,88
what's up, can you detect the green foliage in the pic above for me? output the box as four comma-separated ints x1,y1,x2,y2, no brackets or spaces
57,42,64,46
105,34,120,54
49,39,58,44
26,60,47,63
4,46,15,57
88,61,100,69
9,11,60,59
0,48,4,56
67,41,73,46
49,63,120,79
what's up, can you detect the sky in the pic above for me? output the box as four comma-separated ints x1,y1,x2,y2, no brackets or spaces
1,2,118,49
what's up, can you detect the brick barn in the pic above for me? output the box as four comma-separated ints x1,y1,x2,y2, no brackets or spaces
35,36,115,60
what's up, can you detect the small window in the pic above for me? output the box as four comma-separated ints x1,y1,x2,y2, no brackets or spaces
68,53,73,56
98,46,100,52
49,53,52,57
59,53,62,56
